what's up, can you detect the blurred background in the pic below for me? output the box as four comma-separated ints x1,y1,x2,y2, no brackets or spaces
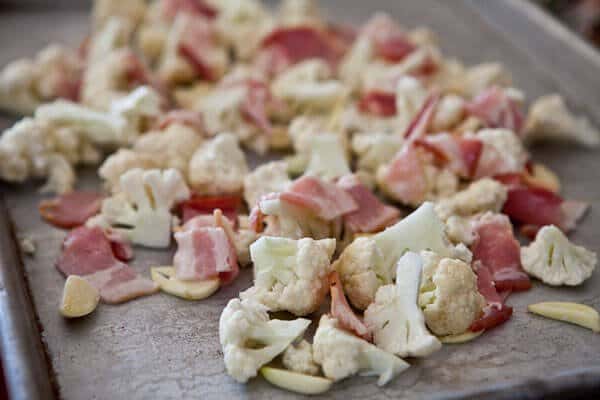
1,0,598,48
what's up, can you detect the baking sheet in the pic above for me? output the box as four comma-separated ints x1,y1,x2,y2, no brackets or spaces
1,2,600,399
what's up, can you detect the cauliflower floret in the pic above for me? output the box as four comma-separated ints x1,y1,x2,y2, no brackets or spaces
521,225,597,286
92,0,146,31
188,133,248,195
87,17,133,65
435,178,507,221
219,298,311,383
282,340,320,376
312,315,410,386
134,123,204,173
524,94,600,148
431,94,465,132
98,149,162,192
0,59,39,114
463,62,512,98
352,132,403,173
339,36,374,92
445,215,478,246
241,236,336,316
417,251,485,336
40,155,76,194
396,76,428,132
304,134,351,181
271,60,347,112
94,168,190,248
475,128,529,175
364,252,442,357
243,161,291,208
335,202,468,310
235,227,259,267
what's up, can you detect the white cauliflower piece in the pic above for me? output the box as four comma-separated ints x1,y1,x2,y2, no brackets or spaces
476,128,529,175
188,133,248,195
241,236,336,316
339,36,374,92
87,17,133,64
521,225,597,286
279,0,322,26
396,76,428,132
417,251,485,336
463,62,512,98
96,168,190,248
341,105,398,135
445,215,478,246
271,60,347,112
134,123,204,173
282,340,320,376
304,134,351,181
219,298,311,383
312,315,410,386
435,178,507,221
352,132,403,173
364,252,442,357
431,94,465,132
98,149,162,192
243,161,291,207
92,0,146,31
0,58,39,114
40,155,76,194
335,202,468,310
524,94,600,148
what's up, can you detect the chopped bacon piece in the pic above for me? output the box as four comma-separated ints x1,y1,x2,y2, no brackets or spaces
469,263,513,332
379,144,428,206
39,191,103,229
280,176,358,221
56,227,157,303
173,226,239,284
466,86,524,134
161,0,217,20
330,271,372,341
106,231,134,262
337,174,400,233
357,91,397,117
178,194,240,225
258,26,342,75
325,23,357,53
471,214,531,292
404,92,440,140
156,110,205,133
362,13,415,62
416,133,483,178
240,80,276,135
176,14,219,82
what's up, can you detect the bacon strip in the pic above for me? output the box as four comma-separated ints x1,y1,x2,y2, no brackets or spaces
280,176,358,221
404,92,440,140
330,271,372,341
176,14,219,82
471,214,531,292
466,86,524,134
362,13,415,62
161,0,217,20
469,263,513,332
39,191,103,229
337,174,400,233
379,144,428,205
415,133,483,178
357,91,397,117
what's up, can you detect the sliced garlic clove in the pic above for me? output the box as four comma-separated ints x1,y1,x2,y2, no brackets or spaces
260,367,333,395
60,275,100,318
528,302,600,333
439,330,484,344
151,266,220,300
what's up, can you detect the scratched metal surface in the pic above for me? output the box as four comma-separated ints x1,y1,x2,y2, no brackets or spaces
1,2,600,400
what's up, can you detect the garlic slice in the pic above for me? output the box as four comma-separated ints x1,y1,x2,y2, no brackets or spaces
151,266,220,300
260,367,332,395
528,302,600,333
60,275,100,318
439,330,484,344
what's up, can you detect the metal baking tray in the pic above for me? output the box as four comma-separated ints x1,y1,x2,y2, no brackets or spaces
1,1,599,399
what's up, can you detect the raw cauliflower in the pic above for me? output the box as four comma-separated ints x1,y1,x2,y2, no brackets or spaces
364,252,442,357
87,17,133,65
463,62,512,98
524,94,600,148
418,251,485,336
312,315,410,386
92,0,146,31
282,340,320,376
219,298,311,383
304,133,351,181
240,236,336,316
351,132,403,173
475,128,529,177
92,168,190,248
521,225,597,286
435,178,508,221
98,149,162,192
339,36,374,92
188,133,248,195
396,76,428,132
431,94,465,132
243,161,291,208
278,0,322,27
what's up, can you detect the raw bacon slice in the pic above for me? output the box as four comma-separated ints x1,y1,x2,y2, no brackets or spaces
471,214,531,292
39,191,103,229
379,144,428,206
330,271,372,341
357,91,397,117
161,0,217,20
404,92,440,140
415,133,483,178
466,86,524,134
337,174,400,233
173,226,239,284
240,80,277,135
106,231,134,262
258,26,343,75
325,23,357,54
280,176,358,221
178,194,240,225
177,15,219,82
56,227,157,303
469,263,513,332
362,13,415,62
